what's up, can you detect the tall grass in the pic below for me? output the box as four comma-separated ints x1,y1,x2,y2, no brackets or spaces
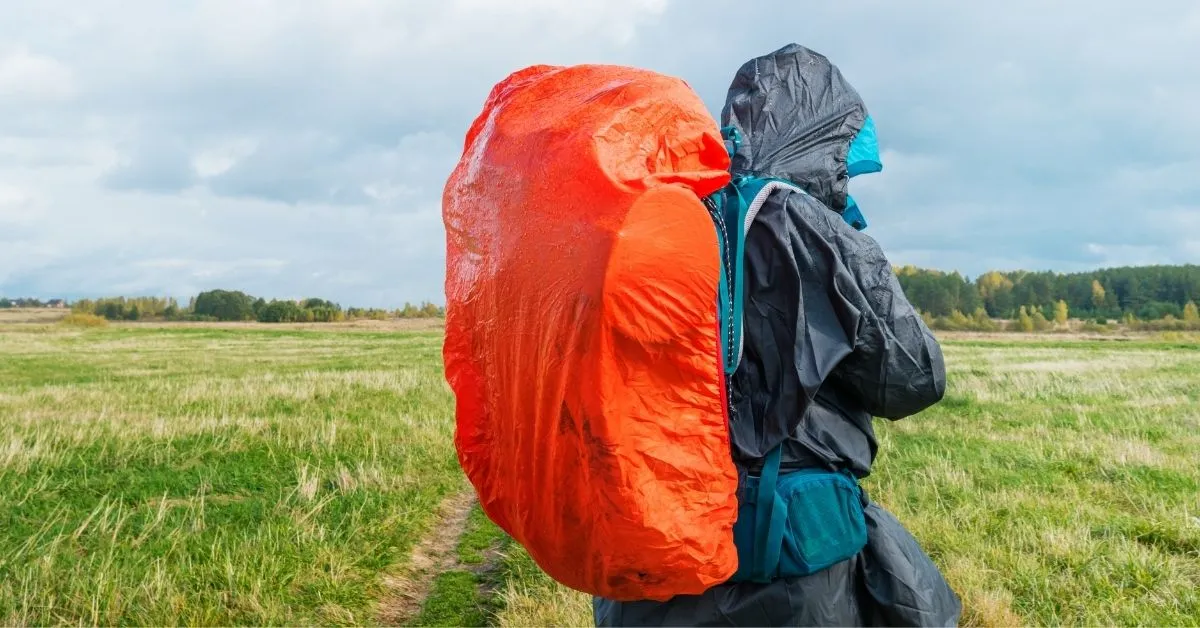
0,326,459,626
1,325,1197,626
471,335,1200,627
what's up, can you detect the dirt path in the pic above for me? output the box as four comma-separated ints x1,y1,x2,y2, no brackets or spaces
378,490,478,626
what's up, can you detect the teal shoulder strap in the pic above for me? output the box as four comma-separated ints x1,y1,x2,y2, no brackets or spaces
750,444,787,582
710,126,809,373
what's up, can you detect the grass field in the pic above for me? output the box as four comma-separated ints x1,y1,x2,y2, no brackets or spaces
1,321,1198,626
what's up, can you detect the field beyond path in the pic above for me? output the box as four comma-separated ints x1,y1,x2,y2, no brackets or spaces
1,324,1197,626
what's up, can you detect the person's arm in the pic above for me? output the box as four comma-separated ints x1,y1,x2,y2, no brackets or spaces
731,192,946,459
774,192,945,421
826,219,947,420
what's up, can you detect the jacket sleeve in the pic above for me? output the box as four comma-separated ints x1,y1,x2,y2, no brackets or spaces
826,217,947,420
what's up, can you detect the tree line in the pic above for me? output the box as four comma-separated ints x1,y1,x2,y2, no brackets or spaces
0,297,65,308
894,264,1200,332
8,263,1200,329
895,264,1200,319
61,290,445,323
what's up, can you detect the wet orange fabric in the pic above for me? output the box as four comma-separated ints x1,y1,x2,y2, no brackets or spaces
442,63,740,601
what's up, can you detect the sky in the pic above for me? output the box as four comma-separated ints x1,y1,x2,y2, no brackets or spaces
2,1,1198,308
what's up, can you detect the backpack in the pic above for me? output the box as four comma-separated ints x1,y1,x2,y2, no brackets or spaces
443,63,740,602
442,63,869,602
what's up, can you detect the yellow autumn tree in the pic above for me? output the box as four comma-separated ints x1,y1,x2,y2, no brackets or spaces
1016,306,1034,332
1054,299,1069,325
978,271,1015,299
1184,300,1199,325
1091,280,1106,309
972,307,997,331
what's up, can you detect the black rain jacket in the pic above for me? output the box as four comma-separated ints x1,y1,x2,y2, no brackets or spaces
594,44,962,627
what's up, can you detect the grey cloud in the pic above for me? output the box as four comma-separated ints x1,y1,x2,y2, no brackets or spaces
2,0,1199,305
103,138,197,193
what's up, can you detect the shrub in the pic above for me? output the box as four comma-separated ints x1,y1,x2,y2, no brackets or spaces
1014,306,1035,332
1031,309,1053,332
59,313,109,328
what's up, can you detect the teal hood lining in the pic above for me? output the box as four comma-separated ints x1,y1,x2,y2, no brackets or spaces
844,115,881,231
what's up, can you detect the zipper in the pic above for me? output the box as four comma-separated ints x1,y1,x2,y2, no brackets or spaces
703,194,736,371
703,192,737,414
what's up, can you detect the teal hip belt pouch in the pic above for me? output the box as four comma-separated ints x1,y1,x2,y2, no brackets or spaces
730,446,869,583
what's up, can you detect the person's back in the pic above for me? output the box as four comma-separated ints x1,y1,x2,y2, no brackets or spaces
593,44,962,627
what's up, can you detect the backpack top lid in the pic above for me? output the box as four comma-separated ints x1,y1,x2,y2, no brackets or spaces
443,63,740,601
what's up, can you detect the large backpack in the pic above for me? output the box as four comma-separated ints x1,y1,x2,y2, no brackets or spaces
443,63,740,602
442,63,867,602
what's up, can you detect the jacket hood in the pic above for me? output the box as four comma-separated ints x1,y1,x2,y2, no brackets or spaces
720,44,880,224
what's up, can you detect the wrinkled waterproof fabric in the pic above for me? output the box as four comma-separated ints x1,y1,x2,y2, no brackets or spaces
595,44,962,626
443,63,741,601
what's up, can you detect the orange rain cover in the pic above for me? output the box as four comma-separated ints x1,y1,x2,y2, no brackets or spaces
442,63,739,601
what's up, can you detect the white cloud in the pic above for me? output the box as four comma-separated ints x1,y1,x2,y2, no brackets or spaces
0,48,74,103
1,0,1199,306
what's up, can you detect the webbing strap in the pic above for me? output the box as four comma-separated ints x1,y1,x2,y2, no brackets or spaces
750,444,786,582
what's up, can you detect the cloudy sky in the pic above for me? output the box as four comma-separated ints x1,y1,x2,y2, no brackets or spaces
2,1,1198,307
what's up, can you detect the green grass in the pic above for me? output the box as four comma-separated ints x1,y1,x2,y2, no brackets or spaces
411,507,509,627
866,338,1200,626
2,324,1198,626
484,334,1200,627
0,325,459,626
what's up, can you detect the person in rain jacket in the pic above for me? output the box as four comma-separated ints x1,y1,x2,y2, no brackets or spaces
593,44,962,627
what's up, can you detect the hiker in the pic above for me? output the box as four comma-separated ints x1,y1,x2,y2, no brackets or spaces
592,44,963,627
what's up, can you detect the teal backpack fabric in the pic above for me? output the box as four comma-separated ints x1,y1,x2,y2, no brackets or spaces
731,447,868,582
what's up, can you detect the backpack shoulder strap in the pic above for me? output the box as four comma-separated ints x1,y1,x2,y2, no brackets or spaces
710,128,810,373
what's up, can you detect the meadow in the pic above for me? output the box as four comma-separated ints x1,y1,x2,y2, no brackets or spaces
0,318,1197,626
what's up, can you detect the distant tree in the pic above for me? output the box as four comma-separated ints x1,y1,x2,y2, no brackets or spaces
100,300,124,320
1183,300,1199,325
971,307,997,331
1137,300,1182,321
0,297,11,308
1032,308,1052,332
194,290,257,321
977,271,1015,317
1054,300,1069,326
302,298,339,310
257,300,305,323
1016,306,1035,333
1091,280,1106,309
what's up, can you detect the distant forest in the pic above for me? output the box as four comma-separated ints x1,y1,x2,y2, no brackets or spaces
4,264,1200,330
893,264,1200,320
0,290,445,323
892,264,1200,332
